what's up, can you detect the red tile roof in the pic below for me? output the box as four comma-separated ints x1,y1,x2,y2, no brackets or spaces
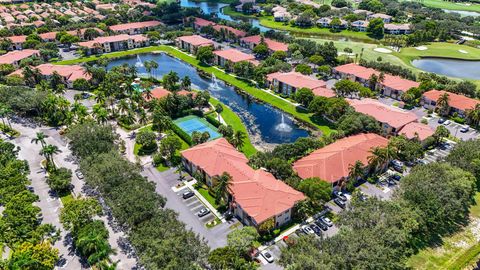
77,34,148,48
0,49,39,64
7,35,27,43
193,17,215,27
9,63,90,82
334,63,419,93
182,138,304,224
145,87,170,101
212,24,246,37
399,122,434,141
240,35,288,52
109,20,162,32
348,98,418,129
214,49,256,63
423,90,480,112
267,71,333,96
176,35,214,47
293,133,389,182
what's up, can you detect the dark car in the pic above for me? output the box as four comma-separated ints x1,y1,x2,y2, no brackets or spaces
390,174,402,181
310,224,322,235
182,191,195,199
333,191,347,201
197,208,210,217
334,198,346,209
438,118,446,124
315,220,328,231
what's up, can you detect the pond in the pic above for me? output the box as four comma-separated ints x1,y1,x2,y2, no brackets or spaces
411,58,480,80
180,0,272,32
106,53,309,148
443,9,480,17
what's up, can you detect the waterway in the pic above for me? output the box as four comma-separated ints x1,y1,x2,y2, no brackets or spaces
443,9,480,17
106,53,309,148
180,0,272,32
411,58,480,80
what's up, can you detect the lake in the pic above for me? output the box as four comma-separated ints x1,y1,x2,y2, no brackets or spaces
443,9,480,17
106,53,309,148
412,58,480,80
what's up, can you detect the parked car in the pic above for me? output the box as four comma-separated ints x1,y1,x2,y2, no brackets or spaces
296,228,306,236
75,170,84,180
334,198,346,209
333,191,347,201
438,118,446,124
443,120,451,125
302,225,315,235
321,217,333,227
390,174,402,181
315,220,328,231
310,224,322,235
460,126,470,133
261,251,274,263
197,208,210,217
182,191,195,199
391,160,404,172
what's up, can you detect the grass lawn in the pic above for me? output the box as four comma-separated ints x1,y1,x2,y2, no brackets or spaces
196,185,220,209
209,97,257,157
400,0,480,12
393,42,480,63
259,16,376,43
222,6,259,18
55,45,335,135
60,192,74,205
407,192,480,270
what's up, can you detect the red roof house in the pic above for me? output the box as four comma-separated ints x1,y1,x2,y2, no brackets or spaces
182,138,305,227
9,63,90,88
348,98,418,134
399,122,434,141
193,17,215,29
109,20,163,34
293,133,389,182
334,63,419,100
266,71,333,97
213,25,246,38
422,89,480,115
213,49,257,67
175,35,214,54
0,49,40,67
240,35,288,52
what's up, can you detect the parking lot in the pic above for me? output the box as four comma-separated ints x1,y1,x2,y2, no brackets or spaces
174,187,216,226
425,115,480,141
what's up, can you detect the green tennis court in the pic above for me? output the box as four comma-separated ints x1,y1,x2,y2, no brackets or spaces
174,115,221,140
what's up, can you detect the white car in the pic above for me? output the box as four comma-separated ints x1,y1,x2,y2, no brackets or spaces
302,225,315,234
261,251,274,263
322,217,333,227
443,120,451,125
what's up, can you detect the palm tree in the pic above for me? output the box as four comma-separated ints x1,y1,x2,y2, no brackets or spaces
137,109,148,126
367,146,395,174
436,93,450,116
348,160,364,182
214,172,232,205
181,76,191,90
31,132,49,148
40,144,61,170
466,104,480,128
94,107,109,125
230,130,246,150
117,99,130,116
149,60,158,78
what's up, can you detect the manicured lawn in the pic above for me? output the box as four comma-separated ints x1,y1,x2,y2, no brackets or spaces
196,185,220,209
400,0,480,12
259,16,375,42
222,6,259,18
209,97,257,157
407,192,480,270
394,42,480,63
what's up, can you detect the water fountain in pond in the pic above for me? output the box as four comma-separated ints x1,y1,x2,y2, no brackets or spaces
275,114,292,132
209,73,221,90
135,55,144,68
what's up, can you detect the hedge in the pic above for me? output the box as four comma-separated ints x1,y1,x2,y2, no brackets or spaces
205,114,221,128
170,123,193,146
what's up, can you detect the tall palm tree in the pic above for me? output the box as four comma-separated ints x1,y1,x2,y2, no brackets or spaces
31,132,49,148
94,107,109,125
181,76,191,90
230,130,246,150
348,160,364,182
149,60,158,78
40,144,61,170
436,93,450,116
466,104,480,128
137,109,148,126
367,146,395,174
214,172,232,205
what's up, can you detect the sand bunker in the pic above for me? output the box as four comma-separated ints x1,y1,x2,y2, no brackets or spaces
415,46,428,51
374,48,392,53
459,49,469,54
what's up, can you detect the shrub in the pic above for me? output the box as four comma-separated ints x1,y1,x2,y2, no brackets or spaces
47,167,72,193
205,114,221,127
170,123,192,145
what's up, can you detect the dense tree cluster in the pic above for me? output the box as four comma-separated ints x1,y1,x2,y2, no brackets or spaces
0,140,59,269
67,121,209,269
